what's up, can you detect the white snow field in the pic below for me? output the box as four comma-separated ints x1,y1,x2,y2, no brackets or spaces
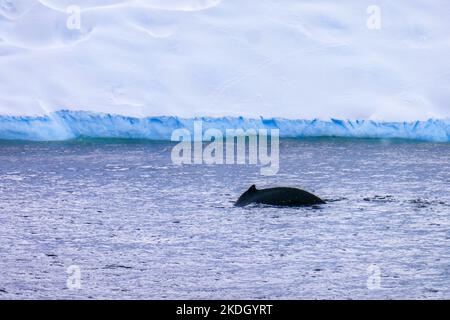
0,0,449,140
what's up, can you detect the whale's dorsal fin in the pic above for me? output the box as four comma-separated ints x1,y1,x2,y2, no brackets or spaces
248,184,257,193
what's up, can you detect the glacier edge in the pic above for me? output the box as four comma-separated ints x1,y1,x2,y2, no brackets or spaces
0,110,448,142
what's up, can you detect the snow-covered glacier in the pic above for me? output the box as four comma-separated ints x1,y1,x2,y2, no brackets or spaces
0,0,450,141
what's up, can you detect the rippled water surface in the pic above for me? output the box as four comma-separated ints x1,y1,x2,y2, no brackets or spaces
0,139,449,299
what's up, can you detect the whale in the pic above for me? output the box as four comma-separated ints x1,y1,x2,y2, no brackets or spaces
235,185,325,207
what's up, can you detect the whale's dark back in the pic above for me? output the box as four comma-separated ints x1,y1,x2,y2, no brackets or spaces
235,185,325,207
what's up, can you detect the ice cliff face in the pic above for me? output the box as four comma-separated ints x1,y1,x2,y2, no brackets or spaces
0,0,450,140
0,110,449,142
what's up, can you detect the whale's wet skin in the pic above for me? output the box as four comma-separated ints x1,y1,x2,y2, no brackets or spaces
0,138,449,299
235,185,325,207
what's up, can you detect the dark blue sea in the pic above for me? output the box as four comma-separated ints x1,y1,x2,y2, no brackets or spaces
0,138,449,299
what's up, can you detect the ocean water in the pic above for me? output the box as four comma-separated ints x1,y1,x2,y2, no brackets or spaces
0,138,449,299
